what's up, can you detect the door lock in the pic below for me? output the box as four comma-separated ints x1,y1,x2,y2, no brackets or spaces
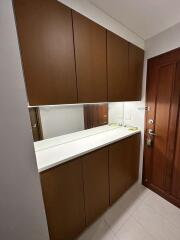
148,119,154,124
148,129,156,136
146,138,153,147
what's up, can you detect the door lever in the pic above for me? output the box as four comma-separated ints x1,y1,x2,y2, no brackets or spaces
148,129,156,136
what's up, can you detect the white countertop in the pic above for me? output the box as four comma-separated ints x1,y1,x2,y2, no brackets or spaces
34,125,140,173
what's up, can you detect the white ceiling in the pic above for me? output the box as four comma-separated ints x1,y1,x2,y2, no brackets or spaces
88,0,180,39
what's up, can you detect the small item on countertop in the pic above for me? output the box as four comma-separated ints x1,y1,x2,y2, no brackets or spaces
108,123,119,127
128,126,139,131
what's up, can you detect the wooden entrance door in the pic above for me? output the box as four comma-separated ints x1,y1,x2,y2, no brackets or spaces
143,48,180,208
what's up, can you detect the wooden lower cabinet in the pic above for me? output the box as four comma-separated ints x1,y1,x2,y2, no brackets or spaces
81,148,109,225
40,159,86,240
40,134,140,239
109,134,140,204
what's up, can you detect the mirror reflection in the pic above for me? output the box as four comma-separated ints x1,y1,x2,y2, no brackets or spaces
29,103,125,142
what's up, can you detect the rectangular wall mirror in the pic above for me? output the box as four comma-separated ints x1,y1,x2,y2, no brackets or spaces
28,103,125,142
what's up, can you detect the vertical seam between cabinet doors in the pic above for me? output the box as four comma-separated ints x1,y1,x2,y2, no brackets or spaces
107,147,111,206
80,158,87,226
71,10,79,103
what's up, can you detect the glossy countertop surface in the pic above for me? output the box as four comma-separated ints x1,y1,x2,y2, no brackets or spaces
34,125,140,173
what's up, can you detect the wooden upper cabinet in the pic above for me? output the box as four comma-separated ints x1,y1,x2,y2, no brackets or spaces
128,43,144,100
40,159,86,240
13,0,77,105
81,148,109,225
107,31,129,101
72,11,107,103
109,134,140,205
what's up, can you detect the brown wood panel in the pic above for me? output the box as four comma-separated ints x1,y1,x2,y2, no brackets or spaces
107,31,129,101
72,11,107,103
171,112,180,200
40,160,86,240
129,43,144,100
151,64,175,190
84,103,108,129
109,134,140,205
143,48,180,208
28,107,43,141
171,62,180,200
13,0,77,105
164,62,180,191
81,148,109,225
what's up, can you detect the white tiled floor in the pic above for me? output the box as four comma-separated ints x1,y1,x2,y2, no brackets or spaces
78,184,180,240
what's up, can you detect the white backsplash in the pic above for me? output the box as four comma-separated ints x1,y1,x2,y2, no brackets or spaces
108,102,124,125
108,101,145,131
124,101,145,130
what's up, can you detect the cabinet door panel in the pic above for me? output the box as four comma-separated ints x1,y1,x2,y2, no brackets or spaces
128,44,144,100
82,148,109,225
73,11,107,103
13,0,77,105
40,160,85,240
109,134,140,204
107,31,129,101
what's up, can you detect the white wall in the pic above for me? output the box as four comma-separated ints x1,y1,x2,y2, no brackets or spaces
0,1,49,239
124,102,145,129
58,0,144,49
40,105,84,138
108,103,124,125
146,22,180,59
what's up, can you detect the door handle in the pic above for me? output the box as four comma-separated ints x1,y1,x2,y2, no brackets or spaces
148,129,156,136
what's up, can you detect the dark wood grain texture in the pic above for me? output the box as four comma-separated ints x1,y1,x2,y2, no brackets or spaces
72,11,107,103
128,43,144,100
84,103,108,129
13,0,77,105
172,111,180,200
28,107,43,141
143,48,180,208
109,134,140,205
107,31,129,101
81,148,109,225
40,160,86,240
40,133,141,239
171,62,180,201
151,64,175,190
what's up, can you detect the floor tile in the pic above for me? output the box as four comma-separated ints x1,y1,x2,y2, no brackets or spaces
78,217,117,240
143,189,180,230
104,184,149,234
115,217,155,240
78,184,180,240
133,201,180,240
